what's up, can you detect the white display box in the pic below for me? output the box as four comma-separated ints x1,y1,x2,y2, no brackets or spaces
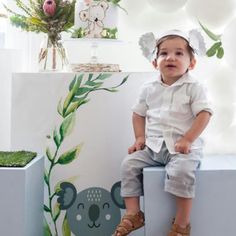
143,155,236,236
0,155,44,236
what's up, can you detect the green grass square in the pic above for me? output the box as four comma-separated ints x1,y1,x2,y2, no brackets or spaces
0,151,37,167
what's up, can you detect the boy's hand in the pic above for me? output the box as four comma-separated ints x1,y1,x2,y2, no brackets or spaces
128,137,145,154
174,137,192,154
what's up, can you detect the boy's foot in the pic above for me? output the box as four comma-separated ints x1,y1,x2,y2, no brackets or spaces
113,211,145,236
168,222,191,236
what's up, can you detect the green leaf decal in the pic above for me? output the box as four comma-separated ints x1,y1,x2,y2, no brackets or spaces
88,73,93,81
53,128,61,147
63,90,74,113
216,47,224,59
44,216,52,236
69,75,77,91
57,143,83,165
46,147,53,161
54,181,63,194
95,73,112,80
85,80,103,87
62,214,71,236
64,99,90,117
199,21,221,41
206,42,222,57
44,170,49,185
71,74,83,94
59,112,76,141
75,87,94,96
57,98,63,116
116,75,129,87
53,202,61,221
44,204,51,212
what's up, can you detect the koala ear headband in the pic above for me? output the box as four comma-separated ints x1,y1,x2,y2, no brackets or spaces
138,29,207,62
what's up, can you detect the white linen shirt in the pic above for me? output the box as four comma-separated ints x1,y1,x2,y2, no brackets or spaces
132,73,213,154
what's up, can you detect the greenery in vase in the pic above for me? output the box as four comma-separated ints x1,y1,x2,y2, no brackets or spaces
4,0,75,45
44,73,128,236
199,22,224,59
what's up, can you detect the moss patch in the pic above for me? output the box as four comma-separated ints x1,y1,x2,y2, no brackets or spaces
0,151,37,167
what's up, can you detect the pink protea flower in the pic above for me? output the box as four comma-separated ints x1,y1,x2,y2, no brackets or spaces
43,0,57,16
84,0,92,5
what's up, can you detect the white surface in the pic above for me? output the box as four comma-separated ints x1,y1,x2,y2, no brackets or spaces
144,155,236,236
10,72,155,236
0,49,22,150
0,155,44,236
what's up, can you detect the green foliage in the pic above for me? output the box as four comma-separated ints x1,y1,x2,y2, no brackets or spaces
62,214,71,236
44,216,53,236
71,27,86,38
199,21,224,59
71,27,118,39
4,0,76,44
199,21,221,41
44,73,128,236
102,28,118,39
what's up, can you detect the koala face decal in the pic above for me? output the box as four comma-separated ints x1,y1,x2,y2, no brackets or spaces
57,182,125,236
79,1,109,38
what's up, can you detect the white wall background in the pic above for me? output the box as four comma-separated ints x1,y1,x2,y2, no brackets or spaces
0,0,236,153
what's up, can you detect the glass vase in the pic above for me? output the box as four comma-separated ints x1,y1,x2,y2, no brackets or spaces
38,35,69,72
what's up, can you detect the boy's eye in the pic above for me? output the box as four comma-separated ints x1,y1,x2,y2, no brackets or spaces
176,51,184,56
159,52,167,56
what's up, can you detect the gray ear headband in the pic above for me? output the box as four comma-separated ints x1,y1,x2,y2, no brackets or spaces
139,29,207,62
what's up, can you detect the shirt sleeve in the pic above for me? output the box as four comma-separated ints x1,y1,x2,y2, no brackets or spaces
190,83,213,117
131,83,149,117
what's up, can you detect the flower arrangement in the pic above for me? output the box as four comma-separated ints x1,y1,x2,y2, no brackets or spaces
4,0,76,70
4,0,75,44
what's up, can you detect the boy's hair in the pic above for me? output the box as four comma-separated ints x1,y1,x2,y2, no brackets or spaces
156,35,195,60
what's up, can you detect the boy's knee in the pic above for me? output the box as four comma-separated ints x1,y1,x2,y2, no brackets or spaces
164,170,196,198
121,156,132,173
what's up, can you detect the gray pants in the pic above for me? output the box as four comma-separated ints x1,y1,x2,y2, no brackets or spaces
121,143,202,198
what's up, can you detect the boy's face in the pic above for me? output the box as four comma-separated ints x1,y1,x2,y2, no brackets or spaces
154,37,196,84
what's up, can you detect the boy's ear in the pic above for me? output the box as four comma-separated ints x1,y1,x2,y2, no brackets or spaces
152,59,158,69
188,58,196,70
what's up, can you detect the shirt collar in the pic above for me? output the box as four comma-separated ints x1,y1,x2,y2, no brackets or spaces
156,72,197,87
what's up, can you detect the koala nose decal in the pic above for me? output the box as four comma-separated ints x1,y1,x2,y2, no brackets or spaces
95,17,98,22
89,204,99,222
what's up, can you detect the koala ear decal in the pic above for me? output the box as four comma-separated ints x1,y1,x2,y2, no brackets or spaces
79,10,89,21
57,182,77,210
99,1,109,11
111,181,126,209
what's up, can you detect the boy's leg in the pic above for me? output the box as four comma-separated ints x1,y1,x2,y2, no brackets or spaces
165,150,202,235
124,196,141,214
175,197,192,227
114,147,159,236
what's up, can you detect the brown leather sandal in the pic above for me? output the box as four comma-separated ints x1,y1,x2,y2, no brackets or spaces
113,211,145,236
168,223,191,236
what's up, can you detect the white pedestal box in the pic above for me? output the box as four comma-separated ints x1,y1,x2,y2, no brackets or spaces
143,155,236,236
0,155,44,236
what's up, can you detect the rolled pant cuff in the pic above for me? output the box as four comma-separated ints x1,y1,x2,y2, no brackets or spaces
165,179,195,198
121,191,143,198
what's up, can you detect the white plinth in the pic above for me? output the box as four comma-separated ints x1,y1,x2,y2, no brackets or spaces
0,155,44,236
143,155,236,236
